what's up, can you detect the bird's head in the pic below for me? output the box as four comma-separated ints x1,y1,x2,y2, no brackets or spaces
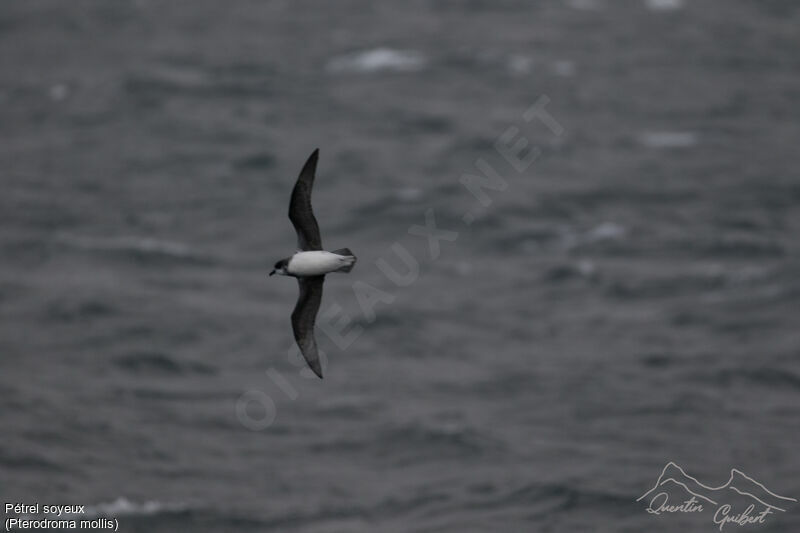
269,258,290,277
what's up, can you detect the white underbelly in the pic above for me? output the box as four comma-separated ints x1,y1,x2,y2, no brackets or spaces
288,251,344,276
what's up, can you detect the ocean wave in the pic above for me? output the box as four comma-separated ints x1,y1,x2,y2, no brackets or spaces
376,421,504,464
81,497,189,518
606,264,770,300
644,0,684,11
543,260,597,282
501,482,631,513
307,419,503,461
55,233,213,264
566,0,604,10
701,367,800,390
315,395,384,419
638,131,698,149
43,299,116,322
558,222,627,250
233,152,276,171
114,351,218,376
123,64,274,98
326,48,426,74
491,221,629,255
684,235,785,258
507,54,534,75
0,451,64,472
553,59,576,77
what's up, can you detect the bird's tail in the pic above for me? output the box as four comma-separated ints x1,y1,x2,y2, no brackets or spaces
332,248,357,273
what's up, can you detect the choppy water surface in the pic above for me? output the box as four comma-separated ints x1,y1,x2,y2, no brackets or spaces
1,1,799,531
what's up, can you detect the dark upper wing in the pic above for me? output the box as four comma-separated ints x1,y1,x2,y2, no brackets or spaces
288,149,323,251
291,275,325,378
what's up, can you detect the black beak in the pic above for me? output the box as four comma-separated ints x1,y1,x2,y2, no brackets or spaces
269,270,276,276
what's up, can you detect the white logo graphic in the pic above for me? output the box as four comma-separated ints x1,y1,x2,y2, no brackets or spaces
638,462,797,530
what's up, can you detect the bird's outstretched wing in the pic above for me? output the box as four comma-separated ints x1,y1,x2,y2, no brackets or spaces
291,275,325,378
289,149,323,251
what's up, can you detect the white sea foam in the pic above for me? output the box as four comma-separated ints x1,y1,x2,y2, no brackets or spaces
559,222,627,249
587,221,627,241
82,497,187,518
21,498,188,520
326,48,426,74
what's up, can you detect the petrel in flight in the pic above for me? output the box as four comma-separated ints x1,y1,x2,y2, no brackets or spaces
270,149,357,378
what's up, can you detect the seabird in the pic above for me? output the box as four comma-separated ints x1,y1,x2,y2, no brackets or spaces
270,149,357,378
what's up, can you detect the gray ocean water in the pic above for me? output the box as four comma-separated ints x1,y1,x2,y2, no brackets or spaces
2,1,799,532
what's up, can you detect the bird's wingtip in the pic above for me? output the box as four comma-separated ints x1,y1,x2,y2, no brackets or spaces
298,149,319,178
